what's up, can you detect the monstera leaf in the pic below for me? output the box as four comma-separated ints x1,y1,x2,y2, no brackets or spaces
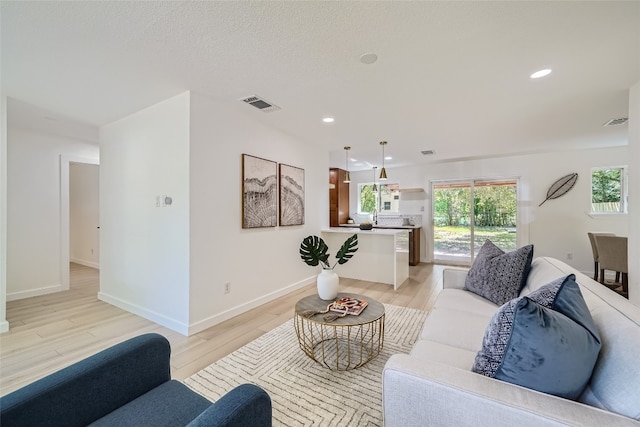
300,235,330,268
335,234,359,265
299,234,359,269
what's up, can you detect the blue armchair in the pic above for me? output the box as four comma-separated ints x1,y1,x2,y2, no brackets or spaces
0,333,272,427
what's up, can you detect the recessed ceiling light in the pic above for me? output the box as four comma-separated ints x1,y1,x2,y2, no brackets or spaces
360,53,378,65
530,69,552,79
385,156,392,160
322,117,335,123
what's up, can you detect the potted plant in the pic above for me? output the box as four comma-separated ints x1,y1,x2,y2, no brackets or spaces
299,234,358,300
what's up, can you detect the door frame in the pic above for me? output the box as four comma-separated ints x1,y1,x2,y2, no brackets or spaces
430,177,525,265
60,155,99,290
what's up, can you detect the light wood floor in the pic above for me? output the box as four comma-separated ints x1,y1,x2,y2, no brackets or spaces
0,262,445,396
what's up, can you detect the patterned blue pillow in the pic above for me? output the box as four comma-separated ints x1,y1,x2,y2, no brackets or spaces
528,274,600,342
472,296,601,400
465,240,534,305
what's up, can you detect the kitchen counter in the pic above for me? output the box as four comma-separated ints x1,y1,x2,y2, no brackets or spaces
338,224,422,266
321,227,409,289
339,223,421,229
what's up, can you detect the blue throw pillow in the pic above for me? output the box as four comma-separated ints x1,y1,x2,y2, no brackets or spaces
527,274,601,342
465,240,534,305
472,296,601,400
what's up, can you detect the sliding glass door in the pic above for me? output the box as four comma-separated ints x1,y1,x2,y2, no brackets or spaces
432,179,518,264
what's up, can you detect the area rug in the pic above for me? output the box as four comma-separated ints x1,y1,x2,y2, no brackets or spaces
183,304,428,426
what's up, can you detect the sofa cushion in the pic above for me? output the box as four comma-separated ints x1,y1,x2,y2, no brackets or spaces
579,305,640,420
472,296,601,400
89,380,212,427
421,307,492,352
465,240,534,305
433,288,499,318
410,340,478,370
527,274,601,342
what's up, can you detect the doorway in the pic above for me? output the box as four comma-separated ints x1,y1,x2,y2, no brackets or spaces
432,179,518,264
60,155,99,290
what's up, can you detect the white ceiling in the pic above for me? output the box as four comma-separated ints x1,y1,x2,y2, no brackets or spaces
2,1,639,171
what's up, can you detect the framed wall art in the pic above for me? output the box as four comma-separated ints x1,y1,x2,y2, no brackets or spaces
242,154,278,228
279,163,305,226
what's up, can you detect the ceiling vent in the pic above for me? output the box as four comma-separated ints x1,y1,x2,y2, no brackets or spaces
603,117,628,127
421,150,435,155
240,95,281,112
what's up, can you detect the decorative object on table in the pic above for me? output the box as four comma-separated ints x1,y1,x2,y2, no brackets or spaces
538,172,578,206
278,163,305,226
330,296,368,316
242,154,277,228
300,296,369,322
299,234,358,300
359,221,373,230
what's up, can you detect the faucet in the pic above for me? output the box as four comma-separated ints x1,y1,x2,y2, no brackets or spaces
373,209,378,225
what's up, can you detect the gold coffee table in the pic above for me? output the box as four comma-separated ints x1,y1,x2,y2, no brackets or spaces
293,293,385,371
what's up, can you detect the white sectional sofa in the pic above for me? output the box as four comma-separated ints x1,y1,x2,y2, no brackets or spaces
383,257,640,426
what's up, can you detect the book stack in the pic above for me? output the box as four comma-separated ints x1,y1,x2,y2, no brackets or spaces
329,297,368,316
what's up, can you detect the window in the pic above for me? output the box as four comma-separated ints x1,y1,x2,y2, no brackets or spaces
432,179,518,263
591,166,627,214
358,183,400,213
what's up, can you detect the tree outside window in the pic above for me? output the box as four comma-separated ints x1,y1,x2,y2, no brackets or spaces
591,167,627,213
358,183,400,213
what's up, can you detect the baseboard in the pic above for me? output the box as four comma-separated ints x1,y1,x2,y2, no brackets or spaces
6,283,64,301
70,257,100,269
187,275,316,336
99,275,316,336
98,292,189,335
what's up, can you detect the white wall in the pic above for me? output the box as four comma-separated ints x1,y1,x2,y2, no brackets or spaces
187,93,325,333
0,96,8,332
99,92,191,333
6,128,99,300
349,146,629,275
99,91,326,335
70,163,100,268
628,81,639,306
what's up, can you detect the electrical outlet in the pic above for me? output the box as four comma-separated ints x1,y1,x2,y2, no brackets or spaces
566,252,573,260
224,282,231,294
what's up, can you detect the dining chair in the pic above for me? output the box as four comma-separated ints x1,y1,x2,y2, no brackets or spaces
587,232,616,281
595,235,628,297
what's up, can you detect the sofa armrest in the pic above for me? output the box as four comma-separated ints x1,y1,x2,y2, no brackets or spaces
0,333,171,427
442,267,469,289
187,384,272,427
383,355,638,427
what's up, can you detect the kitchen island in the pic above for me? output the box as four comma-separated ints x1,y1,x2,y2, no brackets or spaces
339,223,421,266
321,227,409,290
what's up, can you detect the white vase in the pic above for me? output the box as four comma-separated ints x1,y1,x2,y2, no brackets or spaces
317,268,339,300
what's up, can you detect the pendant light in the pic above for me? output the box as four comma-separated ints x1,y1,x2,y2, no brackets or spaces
379,141,388,180
372,166,378,192
343,146,351,183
